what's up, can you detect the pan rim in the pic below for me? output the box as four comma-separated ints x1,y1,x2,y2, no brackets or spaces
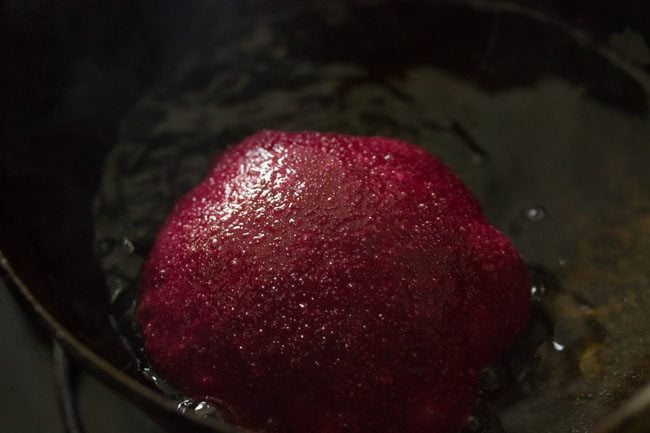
0,248,242,433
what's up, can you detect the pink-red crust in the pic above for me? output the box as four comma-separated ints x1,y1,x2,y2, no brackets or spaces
137,130,530,433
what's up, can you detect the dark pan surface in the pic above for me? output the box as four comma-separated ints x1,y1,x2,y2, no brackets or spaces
2,1,650,432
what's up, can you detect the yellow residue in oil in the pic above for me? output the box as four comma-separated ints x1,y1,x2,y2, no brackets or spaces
579,343,601,379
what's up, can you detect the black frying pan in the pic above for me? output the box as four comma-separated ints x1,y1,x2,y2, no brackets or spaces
2,1,650,432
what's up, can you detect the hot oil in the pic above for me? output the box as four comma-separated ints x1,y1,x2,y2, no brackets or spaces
93,2,650,432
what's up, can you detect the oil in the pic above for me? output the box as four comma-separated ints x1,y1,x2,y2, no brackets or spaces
93,2,650,432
